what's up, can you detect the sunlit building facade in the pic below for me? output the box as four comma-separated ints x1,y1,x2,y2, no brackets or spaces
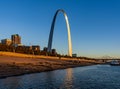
11,34,21,46
1,39,12,46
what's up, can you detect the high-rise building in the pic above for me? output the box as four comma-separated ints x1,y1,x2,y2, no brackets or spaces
11,34,21,46
1,39,12,46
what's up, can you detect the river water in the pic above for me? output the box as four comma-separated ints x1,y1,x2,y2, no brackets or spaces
0,64,120,89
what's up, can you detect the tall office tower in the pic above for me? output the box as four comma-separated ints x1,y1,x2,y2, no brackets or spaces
11,34,21,46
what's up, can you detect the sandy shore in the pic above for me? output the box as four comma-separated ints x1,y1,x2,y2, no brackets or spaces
0,52,103,78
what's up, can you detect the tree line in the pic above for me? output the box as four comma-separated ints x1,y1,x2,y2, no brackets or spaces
0,43,95,59
0,43,57,56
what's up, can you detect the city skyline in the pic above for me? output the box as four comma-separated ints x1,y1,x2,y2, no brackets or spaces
0,0,120,58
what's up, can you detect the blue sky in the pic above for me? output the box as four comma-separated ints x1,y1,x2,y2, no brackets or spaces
0,0,120,58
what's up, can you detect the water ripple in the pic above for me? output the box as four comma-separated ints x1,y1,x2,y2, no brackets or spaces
0,65,120,89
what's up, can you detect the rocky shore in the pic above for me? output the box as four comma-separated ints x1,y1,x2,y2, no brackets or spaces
0,52,103,79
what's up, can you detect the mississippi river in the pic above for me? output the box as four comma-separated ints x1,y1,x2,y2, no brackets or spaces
0,64,120,89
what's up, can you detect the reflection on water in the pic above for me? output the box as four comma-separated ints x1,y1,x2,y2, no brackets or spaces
61,68,73,89
0,65,120,89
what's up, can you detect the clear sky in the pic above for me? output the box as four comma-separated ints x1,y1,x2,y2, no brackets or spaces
0,0,120,58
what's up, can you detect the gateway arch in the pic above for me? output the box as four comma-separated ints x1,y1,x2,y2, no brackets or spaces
47,9,72,57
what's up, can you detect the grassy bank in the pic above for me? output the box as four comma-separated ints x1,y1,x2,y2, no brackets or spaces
0,52,103,78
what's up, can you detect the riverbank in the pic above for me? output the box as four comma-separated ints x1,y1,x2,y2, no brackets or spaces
0,52,104,78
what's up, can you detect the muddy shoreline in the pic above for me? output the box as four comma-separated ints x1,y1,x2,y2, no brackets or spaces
0,53,103,79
